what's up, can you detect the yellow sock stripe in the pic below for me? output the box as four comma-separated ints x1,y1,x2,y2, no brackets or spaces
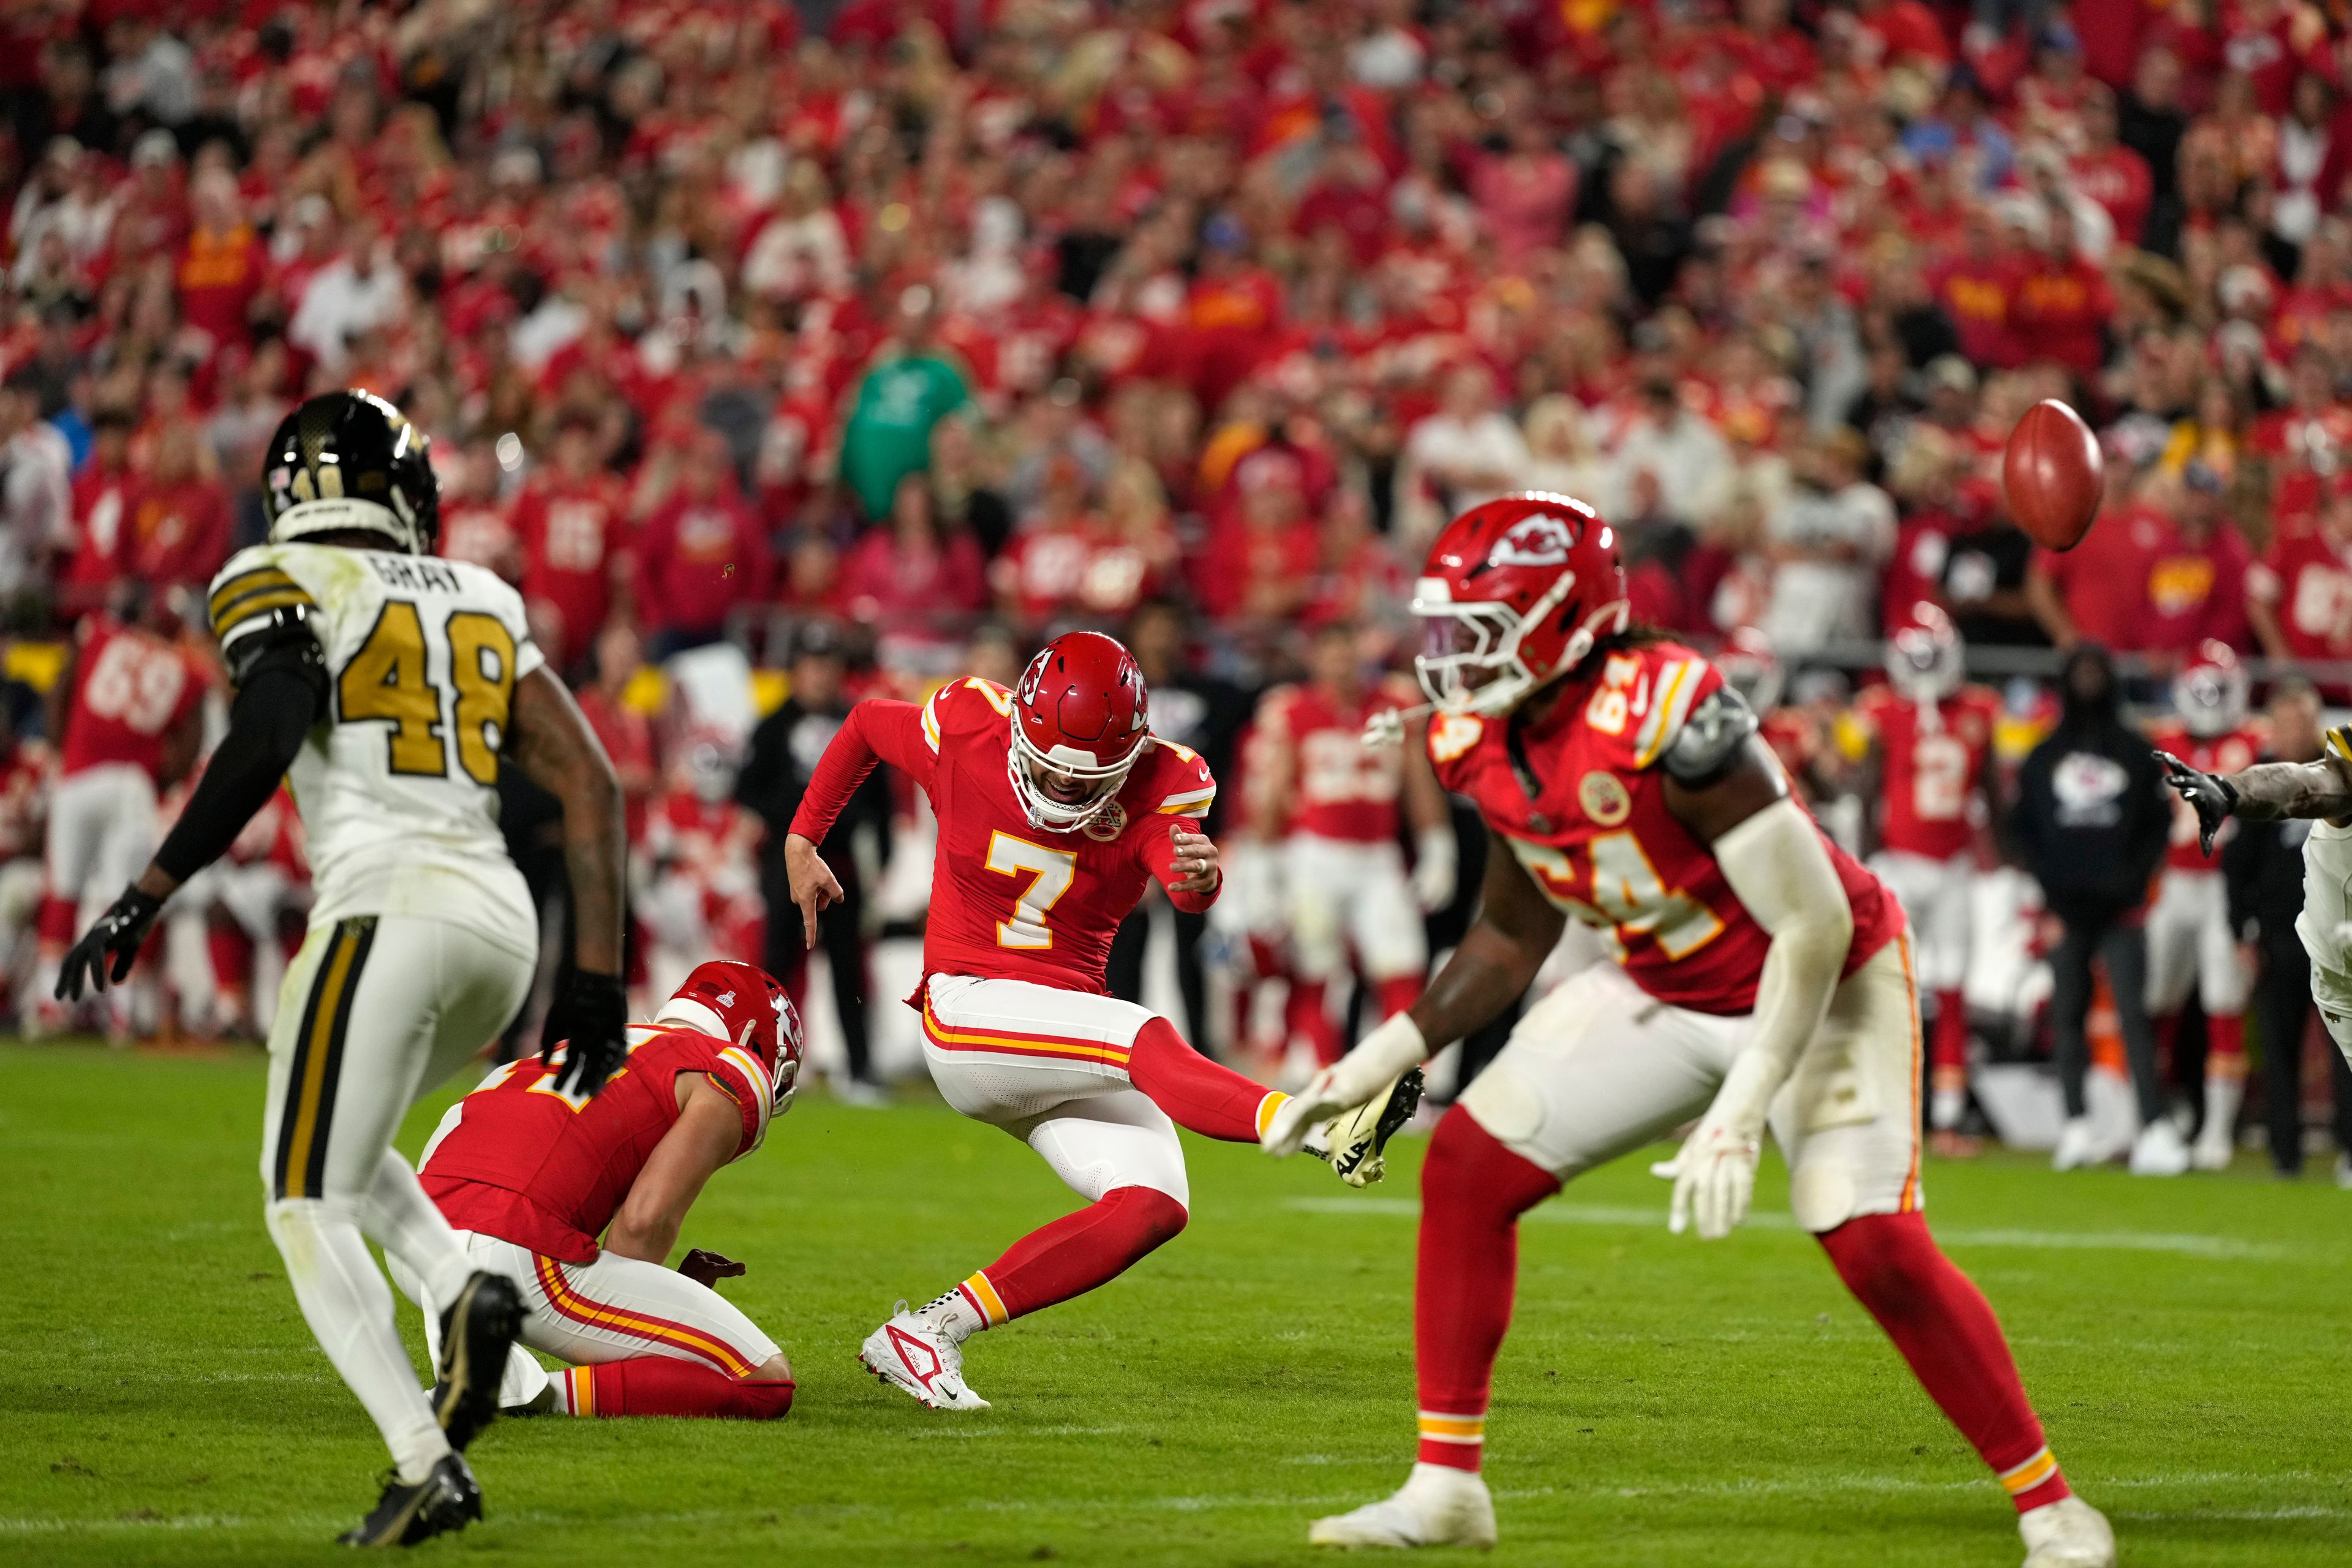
1998,1447,2058,1495
567,1366,594,1417
533,1255,755,1378
1255,1091,1291,1138
1417,1411,1485,1444
962,1271,1009,1327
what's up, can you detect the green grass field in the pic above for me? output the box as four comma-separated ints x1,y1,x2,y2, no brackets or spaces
4,1042,2350,1567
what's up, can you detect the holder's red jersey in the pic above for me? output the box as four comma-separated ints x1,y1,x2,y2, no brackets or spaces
59,619,205,781
1429,640,1901,1016
1851,684,2002,862
2146,722,2260,870
789,677,1219,994
1254,676,1417,842
418,1023,773,1264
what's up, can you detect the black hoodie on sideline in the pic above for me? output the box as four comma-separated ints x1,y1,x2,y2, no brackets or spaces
2011,645,2173,924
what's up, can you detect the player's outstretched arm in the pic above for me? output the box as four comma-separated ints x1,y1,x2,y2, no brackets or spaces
507,666,628,1096
56,624,326,1000
603,1072,751,1267
1263,826,1563,1156
2161,746,2352,854
1657,720,1853,1240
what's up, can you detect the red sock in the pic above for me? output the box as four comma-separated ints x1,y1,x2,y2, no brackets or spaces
2152,1011,2179,1078
967,1185,1188,1323
1414,1107,1561,1472
208,923,254,993
37,894,75,949
1817,1211,2071,1512
556,1358,793,1419
1373,974,1422,1021
1126,1017,1283,1142
1288,980,1340,1064
1931,989,1969,1074
2207,1012,2245,1075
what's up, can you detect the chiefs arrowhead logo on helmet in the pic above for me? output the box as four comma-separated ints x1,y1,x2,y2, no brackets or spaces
1486,513,1580,569
1411,492,1629,719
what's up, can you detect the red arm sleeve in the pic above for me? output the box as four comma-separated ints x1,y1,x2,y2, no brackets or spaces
1136,819,1220,915
786,698,935,842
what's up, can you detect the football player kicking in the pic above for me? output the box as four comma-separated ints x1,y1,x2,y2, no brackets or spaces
785,631,1417,1411
1265,496,2113,1567
2161,716,2352,1066
393,961,801,1423
56,391,631,1546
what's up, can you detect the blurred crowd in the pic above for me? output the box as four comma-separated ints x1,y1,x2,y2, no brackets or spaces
4,0,2352,1164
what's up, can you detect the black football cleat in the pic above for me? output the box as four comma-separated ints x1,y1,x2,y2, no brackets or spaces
337,1453,481,1547
1321,1068,1427,1187
431,1271,525,1453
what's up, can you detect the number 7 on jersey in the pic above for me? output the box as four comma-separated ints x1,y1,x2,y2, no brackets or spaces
986,831,1077,950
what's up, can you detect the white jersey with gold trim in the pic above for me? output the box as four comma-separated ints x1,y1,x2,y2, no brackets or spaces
206,542,543,956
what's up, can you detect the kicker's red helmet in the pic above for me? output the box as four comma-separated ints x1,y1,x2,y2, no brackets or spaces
1009,631,1152,832
1885,603,1964,701
655,960,804,1114
1411,492,1628,717
2172,639,2248,739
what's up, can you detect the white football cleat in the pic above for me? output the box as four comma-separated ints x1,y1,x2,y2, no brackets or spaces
2128,1119,2191,1177
2051,1117,2098,1172
1308,1463,1496,1549
859,1301,989,1411
2190,1129,2234,1171
2019,1496,2115,1567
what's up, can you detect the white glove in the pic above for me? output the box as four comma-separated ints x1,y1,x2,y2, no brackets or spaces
1410,826,1457,912
1648,1047,1777,1240
1261,1012,1429,1158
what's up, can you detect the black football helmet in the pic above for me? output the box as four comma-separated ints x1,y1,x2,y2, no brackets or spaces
260,390,439,555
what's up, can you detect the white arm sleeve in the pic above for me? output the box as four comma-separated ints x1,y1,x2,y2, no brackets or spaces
1706,797,1855,1134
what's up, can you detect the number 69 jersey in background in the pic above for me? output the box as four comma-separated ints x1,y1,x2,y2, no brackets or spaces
1428,638,1901,1016
206,542,543,956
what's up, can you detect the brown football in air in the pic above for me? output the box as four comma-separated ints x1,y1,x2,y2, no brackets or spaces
2002,398,2103,550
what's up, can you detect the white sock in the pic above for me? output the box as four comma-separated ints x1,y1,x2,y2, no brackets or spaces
1931,1087,1966,1132
267,1197,450,1483
914,1284,989,1345
361,1148,476,1307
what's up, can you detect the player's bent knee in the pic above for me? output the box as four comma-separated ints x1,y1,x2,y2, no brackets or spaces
1109,1183,1189,1250
1815,1210,1937,1311
726,1374,796,1420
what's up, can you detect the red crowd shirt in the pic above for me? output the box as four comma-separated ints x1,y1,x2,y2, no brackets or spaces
420,1023,772,1265
1852,684,2002,862
2141,521,2253,654
2033,505,2171,649
1254,678,1418,843
788,677,1218,995
2248,528,2352,663
1932,255,2020,368
178,223,268,349
2008,258,2114,377
513,475,627,668
634,489,769,640
59,619,206,781
65,459,138,611
2146,722,2261,871
127,480,232,591
1428,641,1902,1016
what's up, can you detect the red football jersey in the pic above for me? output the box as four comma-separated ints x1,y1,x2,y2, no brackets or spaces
1429,641,1902,1016
59,620,205,780
418,1023,773,1264
513,475,627,666
2146,722,2260,870
1852,684,2002,862
2248,529,2352,665
1254,677,1417,843
790,677,1218,993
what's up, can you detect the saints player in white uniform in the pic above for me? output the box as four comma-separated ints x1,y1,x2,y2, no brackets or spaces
2162,724,2352,1058
56,391,630,1547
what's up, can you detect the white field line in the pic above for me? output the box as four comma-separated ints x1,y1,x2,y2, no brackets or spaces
1283,1197,2287,1259
7,1471,2341,1534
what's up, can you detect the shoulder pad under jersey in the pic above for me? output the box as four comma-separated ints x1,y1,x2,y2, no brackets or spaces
1662,683,1760,787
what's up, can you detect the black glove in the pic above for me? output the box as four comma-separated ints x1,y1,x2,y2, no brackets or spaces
2157,750,2238,856
541,970,628,1098
677,1248,746,1289
55,883,164,1001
